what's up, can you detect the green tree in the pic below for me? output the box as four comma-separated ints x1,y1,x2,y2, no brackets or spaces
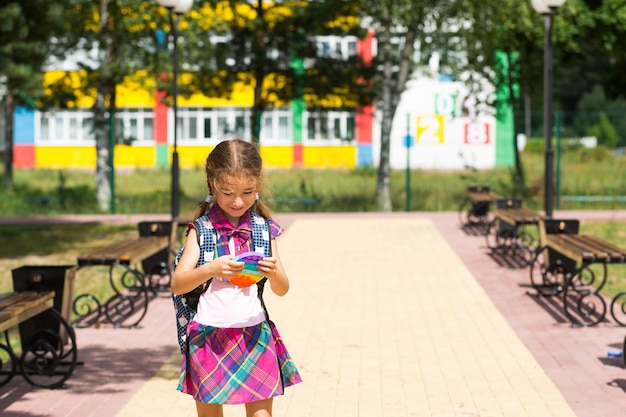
0,1,70,193
441,1,541,194
587,112,619,148
359,0,452,211
46,0,164,211
182,0,367,145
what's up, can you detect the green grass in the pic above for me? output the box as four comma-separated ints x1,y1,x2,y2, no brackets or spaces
2,143,626,216
2,143,626,299
0,224,136,295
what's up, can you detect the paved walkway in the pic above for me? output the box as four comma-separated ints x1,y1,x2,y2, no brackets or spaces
1,211,626,416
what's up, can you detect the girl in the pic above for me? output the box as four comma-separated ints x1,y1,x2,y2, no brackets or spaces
171,139,301,417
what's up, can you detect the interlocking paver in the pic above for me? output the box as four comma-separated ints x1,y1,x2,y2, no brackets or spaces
112,216,576,417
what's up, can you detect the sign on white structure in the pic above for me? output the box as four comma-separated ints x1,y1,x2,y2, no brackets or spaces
416,115,444,145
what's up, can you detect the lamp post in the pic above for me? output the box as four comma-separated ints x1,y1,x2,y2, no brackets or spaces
156,0,193,219
531,0,566,218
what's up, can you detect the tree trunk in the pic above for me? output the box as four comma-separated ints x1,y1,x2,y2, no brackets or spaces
375,33,415,211
93,83,111,213
93,0,113,212
505,51,524,194
3,91,14,194
251,74,264,145
376,97,393,212
250,0,266,146
375,25,395,212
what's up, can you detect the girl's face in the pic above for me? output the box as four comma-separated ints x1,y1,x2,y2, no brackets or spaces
214,175,258,226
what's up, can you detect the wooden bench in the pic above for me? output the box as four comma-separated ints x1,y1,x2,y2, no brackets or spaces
75,232,170,328
0,291,78,388
77,235,170,266
529,219,626,327
459,185,500,234
485,198,544,266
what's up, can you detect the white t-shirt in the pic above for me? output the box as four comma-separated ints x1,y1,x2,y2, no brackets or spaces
193,237,265,328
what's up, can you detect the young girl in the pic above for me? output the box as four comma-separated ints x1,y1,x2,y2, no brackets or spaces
171,139,301,417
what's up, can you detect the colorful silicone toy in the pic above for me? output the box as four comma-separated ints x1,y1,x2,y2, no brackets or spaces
230,251,265,287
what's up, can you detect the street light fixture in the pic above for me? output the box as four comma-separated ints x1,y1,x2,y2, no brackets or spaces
531,0,566,218
156,0,193,219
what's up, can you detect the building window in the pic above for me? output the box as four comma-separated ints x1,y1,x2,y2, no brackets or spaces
82,117,94,141
129,118,138,141
263,115,273,139
217,116,229,137
319,114,329,140
333,118,341,139
143,117,153,141
189,116,197,140
346,116,355,141
307,116,316,140
305,110,356,142
234,115,245,136
347,40,357,57
41,117,50,141
54,116,63,140
68,117,78,140
203,117,212,139
278,116,289,139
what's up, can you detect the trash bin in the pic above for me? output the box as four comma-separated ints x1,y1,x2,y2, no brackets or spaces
12,265,76,348
137,221,172,277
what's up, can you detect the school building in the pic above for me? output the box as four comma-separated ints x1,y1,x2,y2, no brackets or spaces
11,33,515,171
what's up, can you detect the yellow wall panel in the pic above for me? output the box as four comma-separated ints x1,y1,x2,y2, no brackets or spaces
303,145,356,168
114,146,155,167
36,147,96,168
34,144,356,170
260,146,293,169
177,146,216,169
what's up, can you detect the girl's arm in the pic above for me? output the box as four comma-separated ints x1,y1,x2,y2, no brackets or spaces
257,239,289,296
171,228,244,294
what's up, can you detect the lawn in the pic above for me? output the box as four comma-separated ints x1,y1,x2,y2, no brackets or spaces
1,143,626,300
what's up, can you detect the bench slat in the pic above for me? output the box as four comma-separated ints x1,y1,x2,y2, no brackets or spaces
77,236,169,266
579,234,626,260
559,234,610,261
468,191,499,203
565,234,613,259
0,291,55,333
495,208,543,226
546,235,596,263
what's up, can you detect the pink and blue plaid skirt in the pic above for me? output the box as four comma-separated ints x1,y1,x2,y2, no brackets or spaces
178,319,302,404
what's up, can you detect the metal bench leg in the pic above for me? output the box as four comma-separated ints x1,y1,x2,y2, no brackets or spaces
529,246,567,296
562,264,607,327
104,264,149,328
20,308,78,389
0,330,18,387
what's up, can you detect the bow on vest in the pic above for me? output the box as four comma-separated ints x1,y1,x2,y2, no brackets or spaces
222,225,251,241
212,220,252,256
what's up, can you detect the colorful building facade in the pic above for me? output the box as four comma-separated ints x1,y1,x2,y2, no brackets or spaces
12,33,513,171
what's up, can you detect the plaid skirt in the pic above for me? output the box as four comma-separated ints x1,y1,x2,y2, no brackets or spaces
177,319,302,404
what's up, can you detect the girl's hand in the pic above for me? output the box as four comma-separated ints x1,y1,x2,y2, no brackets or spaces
209,255,244,279
257,257,278,280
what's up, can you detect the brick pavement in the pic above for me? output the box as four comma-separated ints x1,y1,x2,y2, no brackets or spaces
0,211,625,416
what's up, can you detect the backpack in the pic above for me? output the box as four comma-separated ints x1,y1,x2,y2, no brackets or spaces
172,211,272,354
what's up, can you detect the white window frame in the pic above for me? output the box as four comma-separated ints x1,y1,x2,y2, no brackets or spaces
303,109,356,144
260,108,292,143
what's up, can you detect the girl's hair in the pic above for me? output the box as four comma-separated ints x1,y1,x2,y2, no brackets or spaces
192,139,273,220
